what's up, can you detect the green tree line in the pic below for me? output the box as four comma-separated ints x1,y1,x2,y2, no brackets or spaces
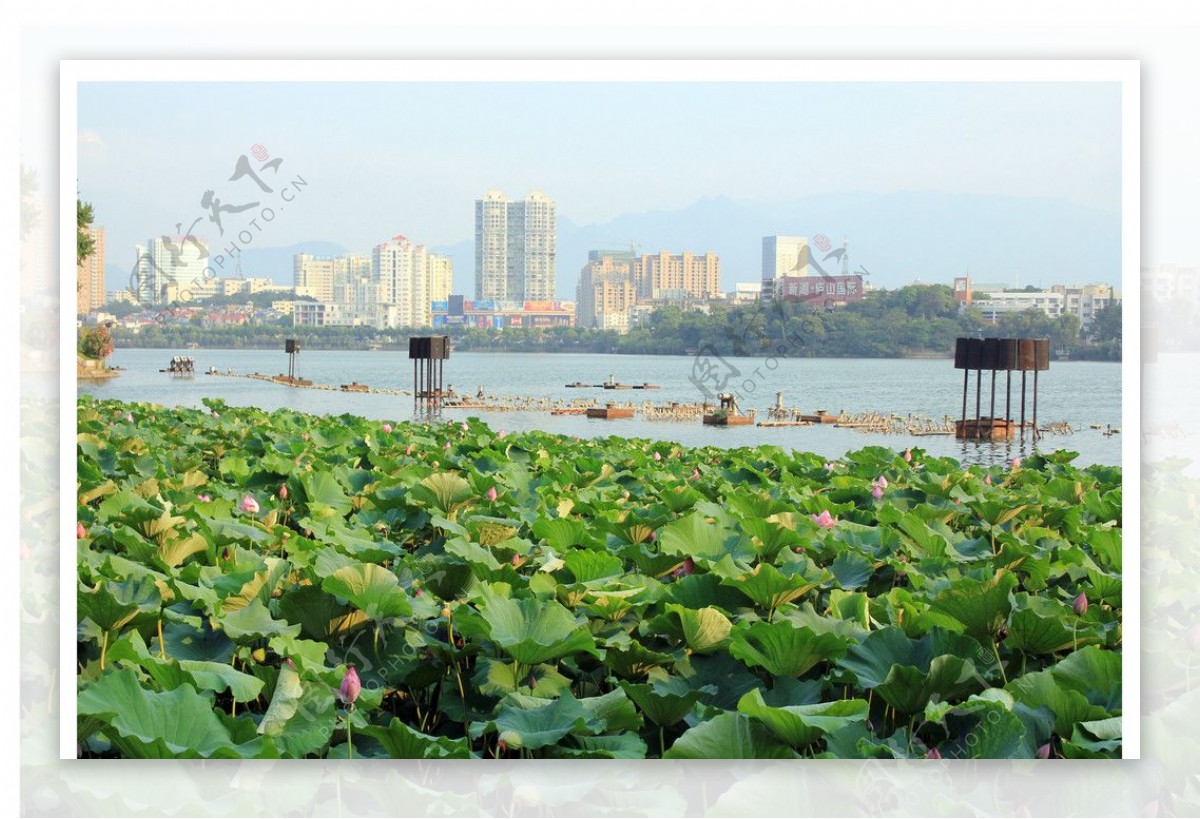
107,285,1121,361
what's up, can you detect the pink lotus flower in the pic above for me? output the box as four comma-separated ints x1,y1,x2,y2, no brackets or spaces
1036,742,1052,760
903,449,912,463
511,553,521,566
284,658,295,669
76,522,86,539
671,557,695,578
498,429,507,439
653,452,661,461
240,494,260,514
302,433,309,440
197,493,211,502
279,484,288,500
874,476,888,489
984,475,992,486
926,747,943,760
444,441,451,450
1072,592,1088,616
486,486,498,501
211,411,219,418
1010,457,1022,469
405,445,413,456
126,413,134,422
811,510,837,528
461,423,469,432
824,462,836,472
339,665,361,705
871,485,884,500
648,531,657,542
690,468,701,481
382,423,393,434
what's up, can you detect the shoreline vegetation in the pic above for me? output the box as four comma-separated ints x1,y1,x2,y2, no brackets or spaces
104,285,1123,362
76,397,1122,759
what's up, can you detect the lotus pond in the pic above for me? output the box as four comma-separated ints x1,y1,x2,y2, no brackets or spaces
76,397,1124,759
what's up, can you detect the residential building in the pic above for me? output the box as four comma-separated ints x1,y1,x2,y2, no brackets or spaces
293,254,337,303
133,234,210,306
631,251,720,301
474,189,557,302
957,276,1119,326
429,254,454,303
761,236,810,300
372,235,431,329
76,226,106,315
576,250,636,329
730,282,762,304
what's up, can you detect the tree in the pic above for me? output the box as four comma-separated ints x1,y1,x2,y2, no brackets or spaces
79,324,114,360
78,198,96,264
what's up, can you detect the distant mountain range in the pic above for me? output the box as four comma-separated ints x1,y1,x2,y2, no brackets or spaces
109,192,1121,299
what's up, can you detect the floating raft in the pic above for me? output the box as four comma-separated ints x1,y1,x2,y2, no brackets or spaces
757,420,812,427
340,382,370,392
567,381,661,390
955,417,1017,440
704,412,756,426
586,406,635,419
800,411,843,424
550,407,589,416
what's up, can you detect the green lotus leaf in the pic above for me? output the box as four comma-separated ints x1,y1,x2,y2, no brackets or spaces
719,561,831,613
299,470,353,518
1006,669,1110,736
927,570,1018,643
79,575,161,633
737,688,869,747
664,711,796,759
277,585,370,642
940,699,1029,759
665,604,733,654
1050,646,1122,711
618,677,706,727
469,692,593,750
533,517,589,551
564,549,626,583
79,667,272,759
728,620,849,677
358,717,473,759
256,661,336,757
219,599,302,642
838,626,987,713
550,732,648,759
408,472,473,517
476,584,598,665
658,510,756,567
321,562,413,622
1005,595,1104,655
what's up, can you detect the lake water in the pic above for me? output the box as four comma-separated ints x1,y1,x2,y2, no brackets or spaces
80,348,1124,467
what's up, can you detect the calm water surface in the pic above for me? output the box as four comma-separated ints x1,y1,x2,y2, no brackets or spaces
81,349,1124,467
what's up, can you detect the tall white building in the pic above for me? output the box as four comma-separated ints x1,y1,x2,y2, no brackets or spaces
372,235,431,329
474,189,556,302
761,235,810,300
135,234,210,305
429,254,454,303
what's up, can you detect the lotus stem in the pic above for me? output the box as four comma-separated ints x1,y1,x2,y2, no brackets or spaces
158,617,166,660
100,631,109,671
991,640,1008,685
346,704,354,759
660,724,666,758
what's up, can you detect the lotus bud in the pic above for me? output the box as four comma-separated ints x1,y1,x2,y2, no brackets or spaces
76,522,86,539
1072,592,1088,616
339,665,361,705
926,747,942,760
1036,742,1051,759
444,441,451,450
284,658,295,668
498,739,508,753
382,423,393,433
302,432,309,440
648,531,656,542
690,468,701,481
197,493,211,502
221,547,230,561
441,606,452,618
487,486,498,501
126,413,134,422
903,449,912,462
498,430,507,439
874,476,888,489
671,557,695,578
1010,457,1022,469
984,474,992,486
240,494,260,514
461,423,469,432
653,451,661,461
405,445,413,456
871,484,884,500
511,553,521,566
279,484,288,500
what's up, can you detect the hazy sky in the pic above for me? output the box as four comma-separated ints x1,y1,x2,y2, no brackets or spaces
78,80,1122,284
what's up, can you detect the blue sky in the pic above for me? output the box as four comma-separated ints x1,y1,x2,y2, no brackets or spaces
77,80,1122,291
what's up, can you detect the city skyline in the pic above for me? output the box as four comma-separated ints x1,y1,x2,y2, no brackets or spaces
76,79,1124,297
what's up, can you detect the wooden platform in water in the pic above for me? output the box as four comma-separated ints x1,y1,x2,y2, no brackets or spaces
955,417,1016,440
586,406,635,419
757,420,812,427
340,382,370,392
704,413,756,426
